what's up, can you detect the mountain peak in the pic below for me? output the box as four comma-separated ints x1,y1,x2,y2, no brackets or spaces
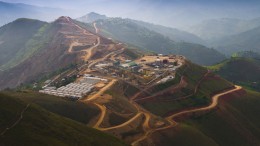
76,12,107,23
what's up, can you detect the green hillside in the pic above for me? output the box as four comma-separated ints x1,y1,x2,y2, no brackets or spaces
0,18,47,70
208,57,260,91
143,89,260,146
0,92,126,146
0,17,81,90
4,91,100,124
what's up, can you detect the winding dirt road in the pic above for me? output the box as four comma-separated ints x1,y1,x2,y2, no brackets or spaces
167,85,242,121
99,113,143,131
94,23,100,34
83,37,100,61
93,103,107,128
86,79,117,102
65,17,100,61
131,85,242,146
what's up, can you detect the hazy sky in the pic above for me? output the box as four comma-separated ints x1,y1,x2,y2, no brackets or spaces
2,0,260,28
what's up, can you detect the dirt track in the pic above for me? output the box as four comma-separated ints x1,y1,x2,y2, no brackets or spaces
1,104,30,136
131,85,242,146
167,85,242,121
93,103,107,128
99,113,143,131
85,79,117,102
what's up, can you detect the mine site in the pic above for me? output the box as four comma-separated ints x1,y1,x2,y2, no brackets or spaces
1,1,260,146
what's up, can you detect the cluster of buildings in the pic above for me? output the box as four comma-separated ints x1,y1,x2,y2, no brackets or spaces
39,74,108,100
157,75,175,84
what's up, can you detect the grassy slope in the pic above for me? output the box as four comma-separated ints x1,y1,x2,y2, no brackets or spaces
146,124,218,146
141,61,234,116
208,57,260,91
4,91,99,124
180,89,260,146
104,81,138,114
0,93,126,146
147,89,260,146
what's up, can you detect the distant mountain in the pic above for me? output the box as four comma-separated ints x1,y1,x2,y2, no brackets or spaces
208,57,260,91
0,1,67,26
76,12,107,23
77,12,205,44
129,19,205,44
187,18,260,41
211,26,260,55
79,18,226,65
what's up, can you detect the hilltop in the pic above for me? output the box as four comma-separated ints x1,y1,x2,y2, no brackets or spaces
77,12,108,23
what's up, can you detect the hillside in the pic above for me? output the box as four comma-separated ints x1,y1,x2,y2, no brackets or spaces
4,91,100,125
208,57,260,91
136,61,234,117
77,13,205,44
0,92,126,146
142,89,260,146
77,12,108,23
0,18,47,70
0,16,102,89
80,18,225,65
